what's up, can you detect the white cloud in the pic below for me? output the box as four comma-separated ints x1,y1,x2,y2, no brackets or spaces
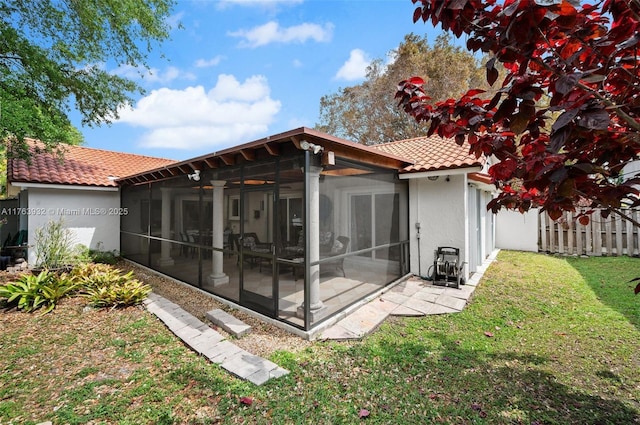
292,59,303,68
334,49,371,81
114,64,196,84
229,21,333,48
194,55,224,68
166,11,184,30
116,74,281,150
217,0,303,10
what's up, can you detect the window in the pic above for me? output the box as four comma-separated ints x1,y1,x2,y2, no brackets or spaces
229,196,240,220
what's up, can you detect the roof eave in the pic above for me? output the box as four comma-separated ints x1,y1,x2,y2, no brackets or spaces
10,181,119,192
398,165,484,180
117,127,413,184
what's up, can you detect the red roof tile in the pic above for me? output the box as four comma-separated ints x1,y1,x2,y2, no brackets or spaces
469,172,493,185
8,141,176,187
374,135,484,173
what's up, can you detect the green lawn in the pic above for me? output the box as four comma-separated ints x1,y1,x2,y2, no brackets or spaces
1,251,639,424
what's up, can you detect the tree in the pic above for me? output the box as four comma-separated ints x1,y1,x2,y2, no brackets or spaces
0,0,175,158
397,1,640,220
318,33,487,145
396,0,640,293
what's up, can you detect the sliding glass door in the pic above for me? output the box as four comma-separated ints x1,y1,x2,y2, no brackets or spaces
350,192,400,260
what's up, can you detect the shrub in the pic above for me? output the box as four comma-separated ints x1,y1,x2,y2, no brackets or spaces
70,263,121,287
83,278,151,308
71,263,151,308
88,242,120,265
33,219,89,270
0,270,79,313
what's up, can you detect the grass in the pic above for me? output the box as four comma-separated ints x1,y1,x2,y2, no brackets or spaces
1,251,639,424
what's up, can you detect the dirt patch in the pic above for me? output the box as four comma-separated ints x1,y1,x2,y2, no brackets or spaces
116,261,313,358
1,261,312,359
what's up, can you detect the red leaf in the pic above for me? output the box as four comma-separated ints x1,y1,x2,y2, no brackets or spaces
413,7,422,23
630,278,640,295
358,408,370,418
407,76,425,86
578,215,590,226
555,73,582,95
486,57,499,86
484,331,494,337
240,396,253,406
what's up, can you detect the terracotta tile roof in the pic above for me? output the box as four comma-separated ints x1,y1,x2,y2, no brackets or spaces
8,141,176,187
374,135,484,173
469,172,493,185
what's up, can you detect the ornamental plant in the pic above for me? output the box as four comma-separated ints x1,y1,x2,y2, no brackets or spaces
72,263,151,308
33,218,89,270
0,270,79,313
396,0,640,226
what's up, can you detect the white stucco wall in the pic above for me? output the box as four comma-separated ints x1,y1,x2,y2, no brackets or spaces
495,208,539,252
408,175,468,279
26,187,121,264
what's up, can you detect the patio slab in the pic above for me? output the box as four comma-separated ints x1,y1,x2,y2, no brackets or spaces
206,308,252,337
318,249,498,340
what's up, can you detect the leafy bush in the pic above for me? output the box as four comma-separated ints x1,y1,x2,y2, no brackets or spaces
70,263,121,287
33,219,89,270
0,271,79,313
72,263,151,308
83,278,151,308
88,242,120,265
89,249,120,265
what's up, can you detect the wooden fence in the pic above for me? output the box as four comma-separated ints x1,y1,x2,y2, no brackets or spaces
539,209,640,256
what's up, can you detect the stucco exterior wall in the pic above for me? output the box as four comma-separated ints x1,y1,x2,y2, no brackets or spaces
408,175,468,279
26,188,121,264
495,208,539,252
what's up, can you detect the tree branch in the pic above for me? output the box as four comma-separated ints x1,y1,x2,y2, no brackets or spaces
609,207,640,229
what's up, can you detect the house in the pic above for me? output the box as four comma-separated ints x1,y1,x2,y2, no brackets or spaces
374,134,496,279
4,128,496,336
4,141,175,264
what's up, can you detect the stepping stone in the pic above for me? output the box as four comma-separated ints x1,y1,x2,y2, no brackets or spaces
145,293,287,386
206,309,252,338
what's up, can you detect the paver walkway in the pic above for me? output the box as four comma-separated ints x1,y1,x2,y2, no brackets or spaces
144,293,289,385
318,249,498,340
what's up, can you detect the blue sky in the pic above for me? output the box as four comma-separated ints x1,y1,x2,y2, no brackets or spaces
71,0,446,161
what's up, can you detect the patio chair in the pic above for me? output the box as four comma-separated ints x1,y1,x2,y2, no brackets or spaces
320,236,350,277
284,230,334,256
236,233,272,271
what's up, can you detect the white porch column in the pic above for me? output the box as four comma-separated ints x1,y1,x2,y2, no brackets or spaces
157,187,175,266
208,180,229,286
298,165,328,321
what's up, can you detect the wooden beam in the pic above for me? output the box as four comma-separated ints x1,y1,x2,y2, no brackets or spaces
240,149,255,161
219,153,235,166
204,158,217,168
290,135,303,149
264,142,280,156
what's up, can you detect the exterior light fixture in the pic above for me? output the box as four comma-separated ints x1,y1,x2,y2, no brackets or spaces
188,170,201,181
300,140,324,154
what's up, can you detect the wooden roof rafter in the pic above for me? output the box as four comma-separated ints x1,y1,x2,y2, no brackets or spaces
264,142,280,156
204,158,218,169
219,153,235,166
240,149,255,161
290,135,303,149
